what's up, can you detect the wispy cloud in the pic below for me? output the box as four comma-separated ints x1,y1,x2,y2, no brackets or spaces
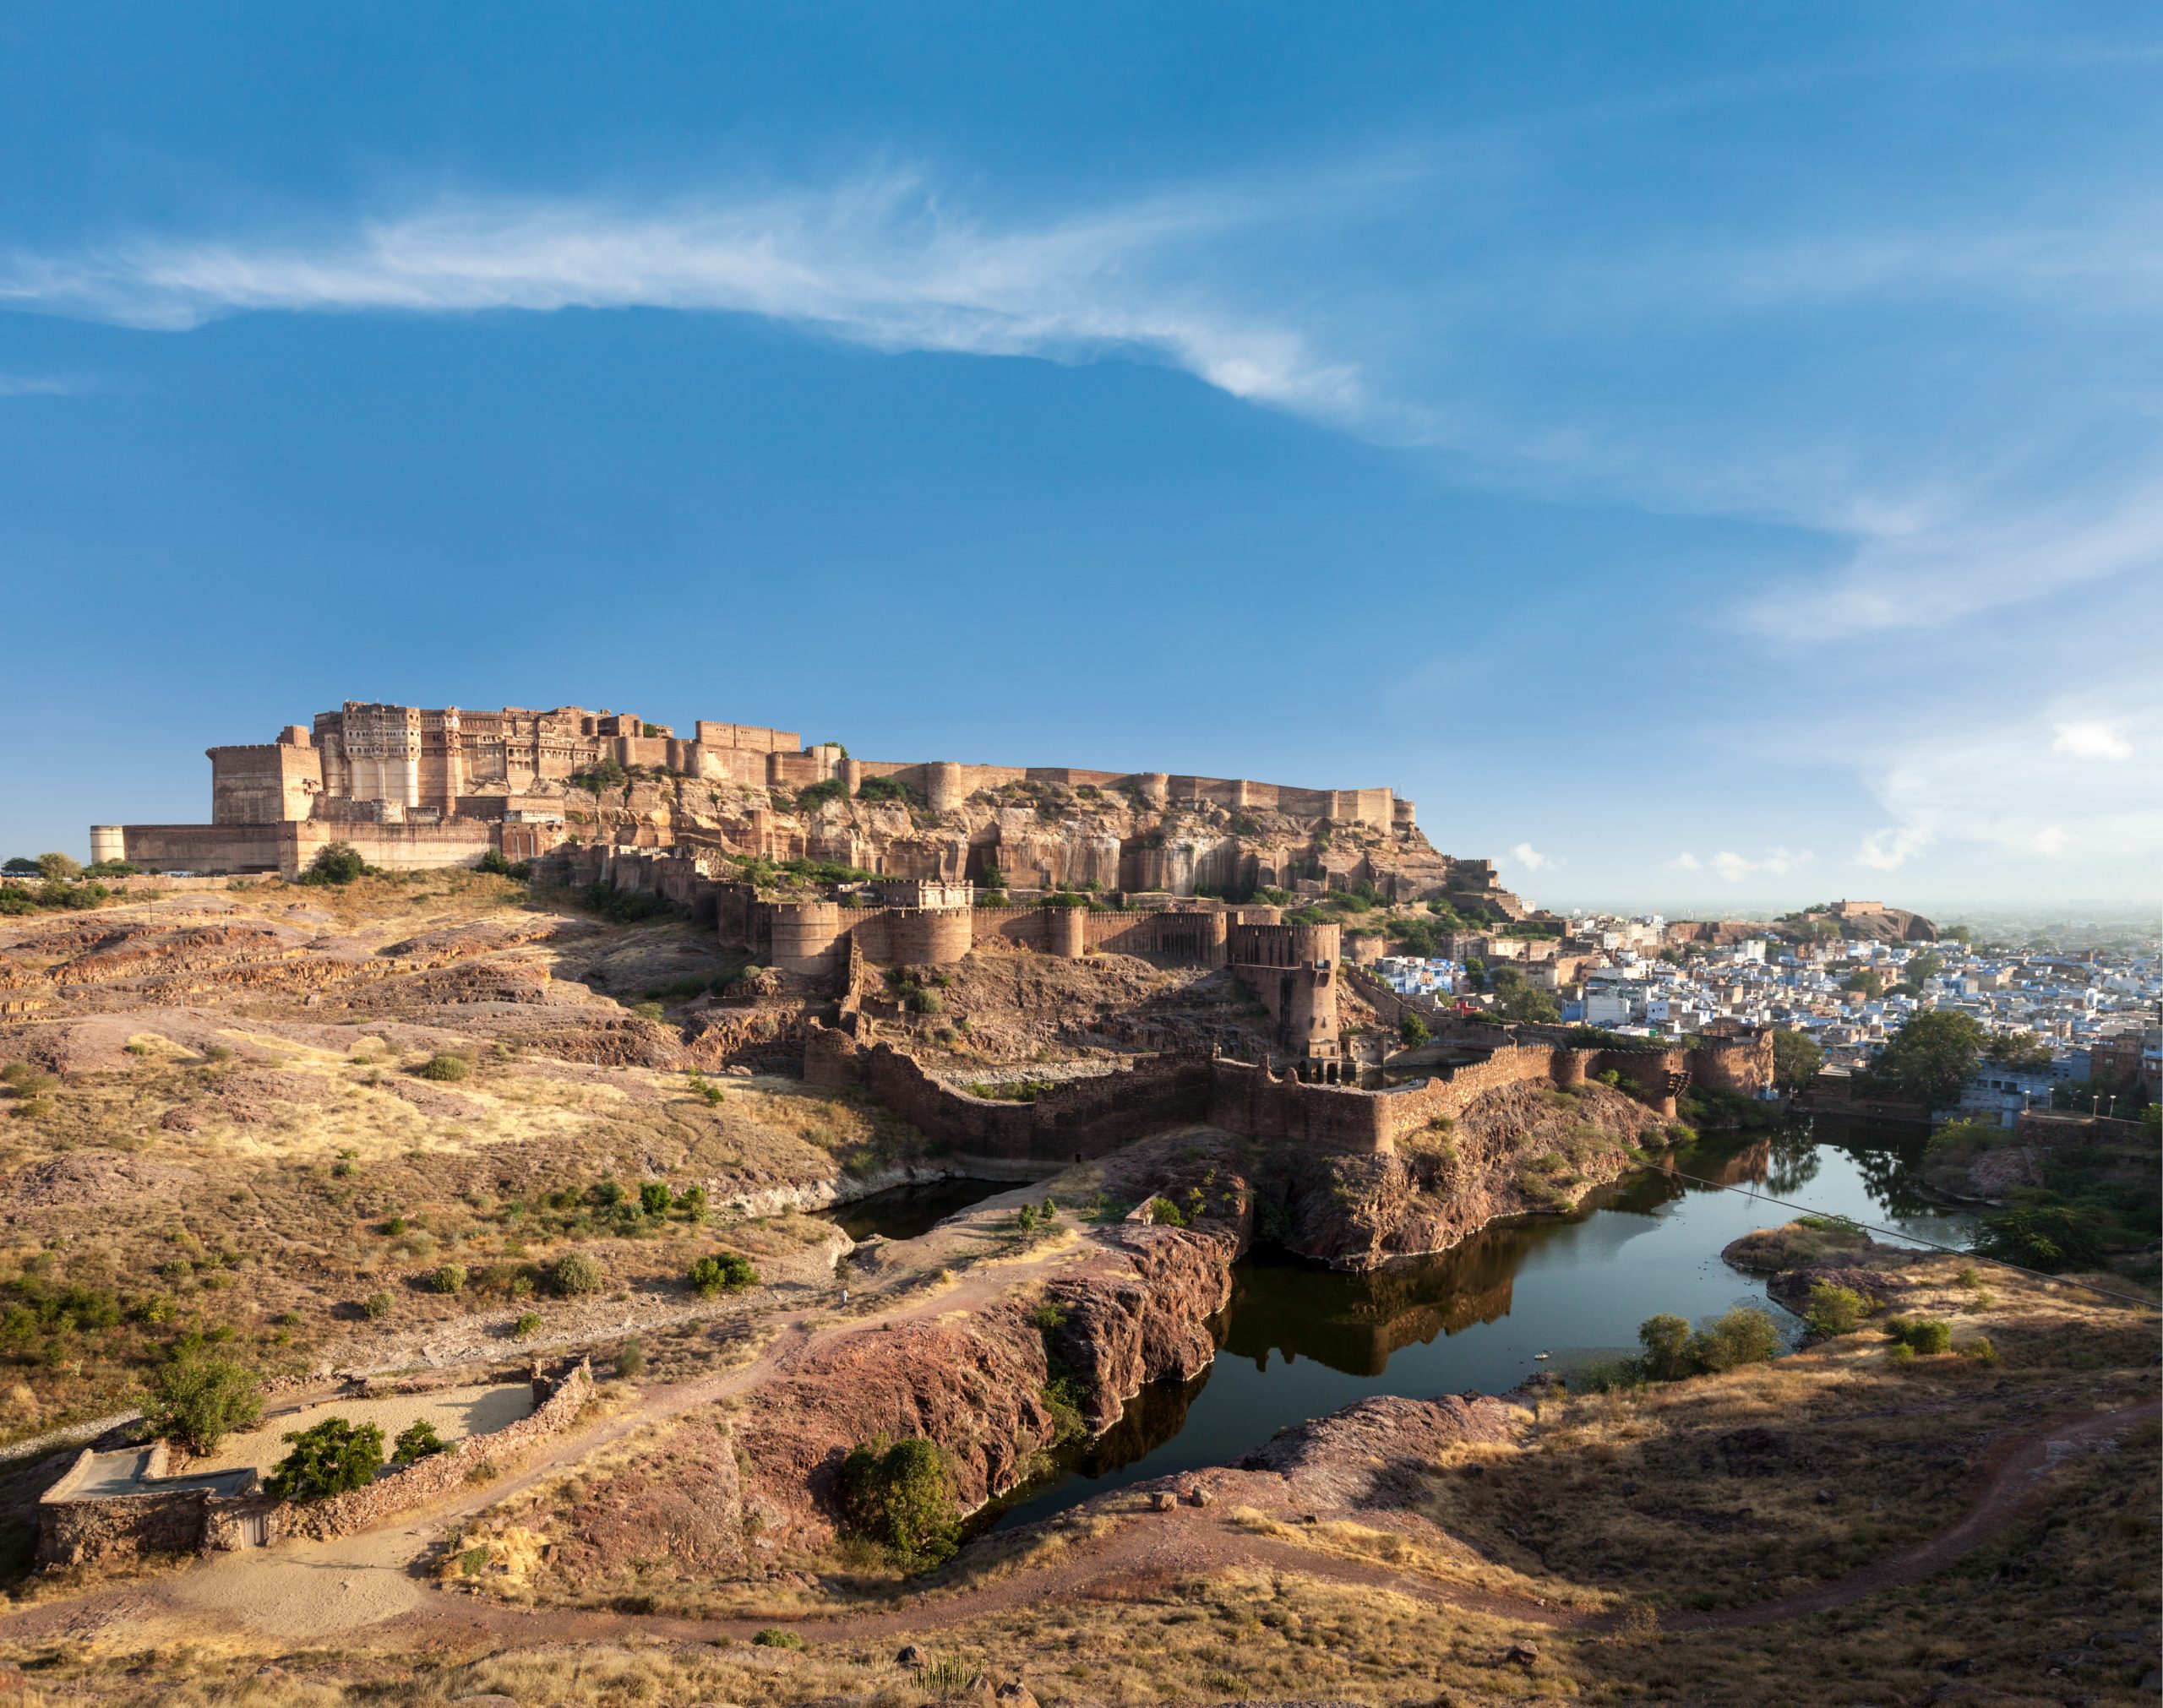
2052,718,2134,761
1667,847,1812,883
0,176,1367,422
1506,841,1555,872
1854,673,2163,872
0,373,87,397
1737,477,2163,638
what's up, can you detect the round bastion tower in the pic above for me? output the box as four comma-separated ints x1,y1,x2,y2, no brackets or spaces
1045,903,1087,959
768,901,845,976
923,762,965,814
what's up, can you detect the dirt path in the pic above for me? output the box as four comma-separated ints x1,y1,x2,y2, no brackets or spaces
0,1232,1103,1647
7,1395,2147,1655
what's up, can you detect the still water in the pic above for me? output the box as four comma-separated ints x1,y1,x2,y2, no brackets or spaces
982,1119,1976,1531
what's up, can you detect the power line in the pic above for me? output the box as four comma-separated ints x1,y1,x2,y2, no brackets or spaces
1656,1166,2162,1314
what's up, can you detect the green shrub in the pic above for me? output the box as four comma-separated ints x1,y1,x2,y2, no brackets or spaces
298,842,368,886
1686,1307,1782,1373
1884,1316,1953,1356
1973,1205,2107,1273
1802,1280,1872,1336
428,1263,467,1296
268,1417,384,1500
639,1180,671,1217
616,1337,646,1380
392,1420,448,1464
362,1291,394,1320
753,1628,804,1649
550,1252,605,1297
35,852,81,881
1888,1341,1916,1366
1145,1194,1186,1227
688,1251,759,1296
415,1053,470,1082
142,1349,263,1454
1961,1335,1999,1365
1636,1313,1694,1381
838,1436,960,1567
511,1312,542,1339
675,1183,709,1220
1398,1012,1431,1048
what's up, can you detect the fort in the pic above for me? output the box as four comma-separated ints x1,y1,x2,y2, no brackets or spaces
101,700,1528,919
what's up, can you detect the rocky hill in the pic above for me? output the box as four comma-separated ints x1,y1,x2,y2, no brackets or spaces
555,769,1524,911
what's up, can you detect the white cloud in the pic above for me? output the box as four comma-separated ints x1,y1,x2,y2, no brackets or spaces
0,177,1365,422
1506,841,1555,872
1737,478,2163,639
1669,851,1703,872
1849,675,2163,877
2052,718,2133,760
1709,847,1809,884
0,373,84,397
1855,825,1932,872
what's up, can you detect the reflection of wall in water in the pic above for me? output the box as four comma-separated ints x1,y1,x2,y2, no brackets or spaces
1219,1239,1528,1379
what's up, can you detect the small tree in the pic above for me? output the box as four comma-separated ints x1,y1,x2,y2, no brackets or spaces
267,1417,384,1501
35,852,81,882
1974,1205,2106,1273
689,1252,758,1296
392,1419,448,1464
674,1183,709,1221
1637,1313,1694,1381
1802,1280,1871,1336
1863,1010,1986,1112
1686,1307,1782,1373
428,1262,467,1295
1398,1012,1431,1049
550,1251,605,1297
839,1435,959,1567
300,841,367,886
143,1349,263,1454
1770,1026,1826,1094
639,1180,671,1217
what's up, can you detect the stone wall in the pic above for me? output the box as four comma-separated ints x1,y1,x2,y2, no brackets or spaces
804,1027,1212,1172
272,1359,593,1543
36,1463,230,1569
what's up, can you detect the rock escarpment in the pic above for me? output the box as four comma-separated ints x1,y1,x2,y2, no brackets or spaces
1256,1080,1672,1270
723,1223,1240,1554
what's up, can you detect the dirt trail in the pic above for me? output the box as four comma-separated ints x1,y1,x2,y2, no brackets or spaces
7,1390,2148,1656
0,1233,1102,1647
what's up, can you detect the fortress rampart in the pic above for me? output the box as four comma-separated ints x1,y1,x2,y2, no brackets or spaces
108,700,1417,878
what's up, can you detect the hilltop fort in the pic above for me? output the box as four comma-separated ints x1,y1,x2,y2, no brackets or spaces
100,699,1524,915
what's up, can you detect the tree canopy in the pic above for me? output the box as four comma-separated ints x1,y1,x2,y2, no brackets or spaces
1770,1026,1826,1093
1863,1010,1986,1111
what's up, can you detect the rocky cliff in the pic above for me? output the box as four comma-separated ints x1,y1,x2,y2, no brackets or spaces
1253,1080,1672,1270
555,771,1510,907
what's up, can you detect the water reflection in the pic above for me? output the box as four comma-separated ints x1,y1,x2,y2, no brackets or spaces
823,1178,1011,1243
981,1123,1974,1532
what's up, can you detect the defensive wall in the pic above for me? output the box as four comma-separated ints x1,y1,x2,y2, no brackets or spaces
804,1024,1696,1172
804,1027,1215,1174
115,701,1419,875
113,818,494,878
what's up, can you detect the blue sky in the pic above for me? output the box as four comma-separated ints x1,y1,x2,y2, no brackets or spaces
2,4,2157,907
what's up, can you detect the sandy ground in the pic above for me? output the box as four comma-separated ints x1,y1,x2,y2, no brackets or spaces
187,1383,533,1476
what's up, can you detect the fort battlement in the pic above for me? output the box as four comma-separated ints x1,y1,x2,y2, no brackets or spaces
105,700,1423,882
